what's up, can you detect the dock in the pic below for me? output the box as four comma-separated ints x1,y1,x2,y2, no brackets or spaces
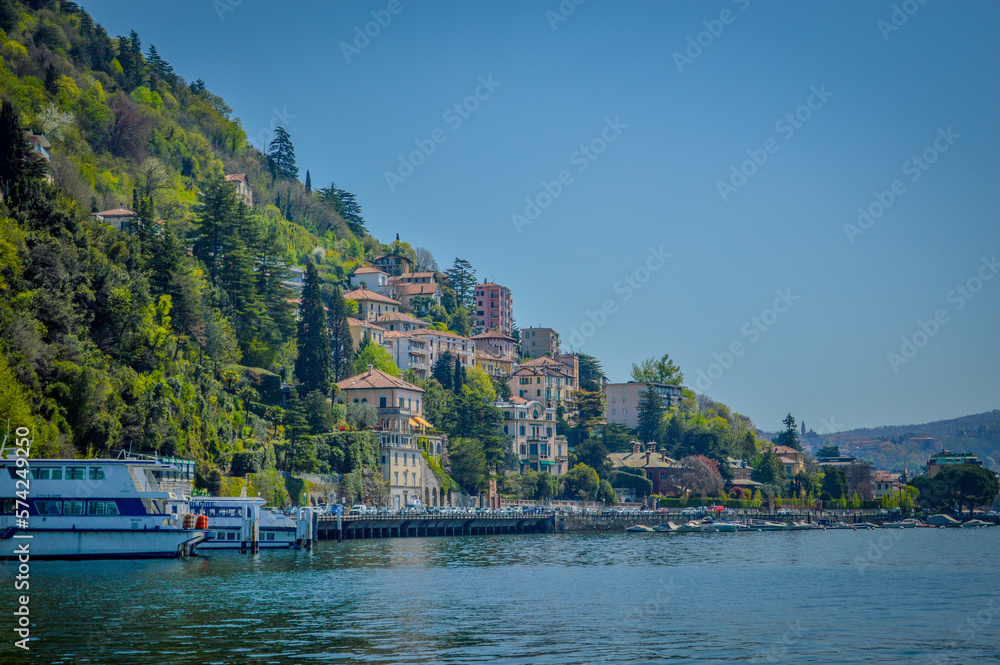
316,513,555,540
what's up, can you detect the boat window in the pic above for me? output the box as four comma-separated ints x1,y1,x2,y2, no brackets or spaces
65,467,85,480
87,501,119,516
89,467,106,480
63,500,85,516
30,467,63,480
35,501,62,515
266,532,275,540
0,498,16,514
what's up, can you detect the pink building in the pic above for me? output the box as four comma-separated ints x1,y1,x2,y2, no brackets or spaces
475,282,513,335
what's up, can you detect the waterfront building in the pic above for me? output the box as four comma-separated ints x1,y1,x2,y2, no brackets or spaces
872,470,903,498
521,327,560,358
926,450,983,477
498,397,568,476
771,445,806,476
474,282,513,335
337,366,434,510
608,442,676,495
603,382,683,429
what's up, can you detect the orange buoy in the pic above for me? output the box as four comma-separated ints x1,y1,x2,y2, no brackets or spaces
195,515,209,530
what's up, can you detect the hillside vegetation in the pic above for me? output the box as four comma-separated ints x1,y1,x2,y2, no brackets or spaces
0,0,395,491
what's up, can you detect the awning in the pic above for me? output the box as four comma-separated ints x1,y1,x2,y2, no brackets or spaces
539,460,556,466
409,418,419,427
413,416,432,428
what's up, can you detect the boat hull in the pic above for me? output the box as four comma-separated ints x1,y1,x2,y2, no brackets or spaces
0,528,206,560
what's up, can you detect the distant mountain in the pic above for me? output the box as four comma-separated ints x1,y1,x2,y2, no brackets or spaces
805,410,1000,473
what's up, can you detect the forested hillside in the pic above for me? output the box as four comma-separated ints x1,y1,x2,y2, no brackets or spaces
0,0,400,494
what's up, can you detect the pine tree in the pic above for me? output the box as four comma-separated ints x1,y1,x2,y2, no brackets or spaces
304,170,311,193
773,413,802,451
636,386,665,444
1,102,46,196
318,183,366,237
295,264,331,393
445,258,477,309
267,127,298,180
192,174,238,280
328,285,355,381
433,351,454,391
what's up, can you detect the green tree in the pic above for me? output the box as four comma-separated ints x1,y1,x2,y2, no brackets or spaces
304,170,312,193
267,126,298,179
295,264,331,393
1,101,46,195
571,389,605,438
751,451,785,486
934,464,1000,514
816,445,840,458
327,286,355,381
432,351,455,391
597,479,618,505
192,173,238,280
354,337,400,376
636,385,665,444
561,463,600,500
630,353,684,385
571,439,611,478
318,183,367,237
445,258,477,309
820,466,849,500
577,354,604,392
448,437,488,495
772,413,801,451
453,359,464,395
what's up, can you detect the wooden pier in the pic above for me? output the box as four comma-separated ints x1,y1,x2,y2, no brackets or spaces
316,514,555,541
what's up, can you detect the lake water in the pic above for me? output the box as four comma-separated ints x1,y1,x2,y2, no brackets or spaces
3,529,999,664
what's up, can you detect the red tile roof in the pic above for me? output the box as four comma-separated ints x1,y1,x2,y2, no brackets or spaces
343,288,401,305
225,173,247,183
337,366,423,392
352,266,386,275
93,208,135,217
346,317,385,330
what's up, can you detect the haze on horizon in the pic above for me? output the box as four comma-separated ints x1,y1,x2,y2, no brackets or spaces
81,0,1000,431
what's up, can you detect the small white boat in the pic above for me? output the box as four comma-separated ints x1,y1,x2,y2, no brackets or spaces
882,519,920,528
700,518,738,532
751,521,788,531
653,522,679,532
186,496,311,549
676,520,706,533
626,524,654,532
789,521,815,530
961,519,992,528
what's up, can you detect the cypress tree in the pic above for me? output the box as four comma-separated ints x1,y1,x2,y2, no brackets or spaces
328,285,355,381
295,264,331,393
636,386,665,444
453,358,464,394
433,351,454,391
304,169,312,193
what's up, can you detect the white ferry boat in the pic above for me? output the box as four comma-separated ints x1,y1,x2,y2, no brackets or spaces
186,496,301,549
0,453,207,560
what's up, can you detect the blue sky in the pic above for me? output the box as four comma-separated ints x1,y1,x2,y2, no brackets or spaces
81,0,1000,431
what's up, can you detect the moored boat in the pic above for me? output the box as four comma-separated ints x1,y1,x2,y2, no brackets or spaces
626,524,655,532
186,496,306,549
1,453,206,560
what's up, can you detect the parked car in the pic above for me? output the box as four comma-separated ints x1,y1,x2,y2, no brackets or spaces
349,504,367,515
